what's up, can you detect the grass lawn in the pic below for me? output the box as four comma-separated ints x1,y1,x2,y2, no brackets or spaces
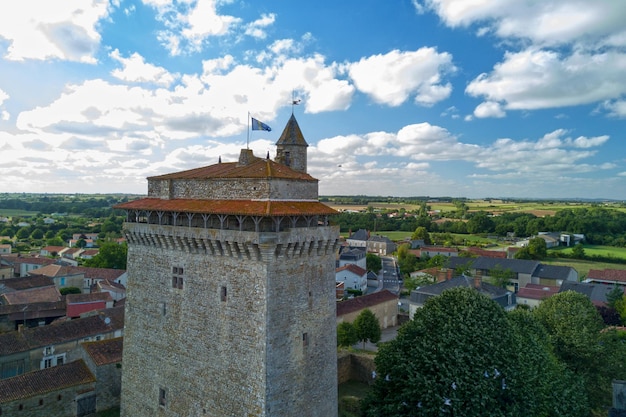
339,381,371,417
0,209,38,217
543,257,626,279
550,245,626,259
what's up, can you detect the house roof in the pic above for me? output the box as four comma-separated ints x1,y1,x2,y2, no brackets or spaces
0,301,66,317
421,246,458,253
41,246,66,253
0,275,54,291
339,248,365,260
96,279,126,292
74,266,126,281
412,276,509,298
587,269,626,283
559,282,624,306
276,113,308,147
17,307,124,350
347,229,369,241
29,264,84,279
8,257,56,267
66,292,113,304
368,235,394,244
336,289,398,316
532,264,575,281
147,154,314,182
446,257,540,274
0,331,29,356
82,337,123,366
0,360,95,404
114,198,336,217
1,286,62,304
516,283,560,300
466,247,507,259
336,264,367,277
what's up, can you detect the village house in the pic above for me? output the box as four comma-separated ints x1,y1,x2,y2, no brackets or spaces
409,275,516,318
445,257,577,293
337,247,367,269
0,359,97,417
0,306,124,380
585,269,626,286
336,264,368,294
515,284,560,308
79,337,123,413
336,289,398,329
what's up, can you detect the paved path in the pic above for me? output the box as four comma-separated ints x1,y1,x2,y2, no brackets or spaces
354,326,399,351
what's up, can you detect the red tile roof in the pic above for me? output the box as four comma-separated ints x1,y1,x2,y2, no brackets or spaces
0,360,95,403
82,337,123,366
149,157,315,181
115,198,337,216
516,284,559,300
336,264,367,276
336,290,398,317
1,287,62,304
587,269,626,283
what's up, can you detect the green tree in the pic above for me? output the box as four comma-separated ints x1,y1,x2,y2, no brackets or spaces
411,226,432,245
337,322,359,348
30,228,44,239
362,288,584,417
488,265,514,289
606,285,624,309
84,241,128,269
60,287,81,295
46,236,65,247
571,243,586,259
526,237,547,259
16,227,30,240
533,291,611,412
366,253,382,273
353,309,381,349
402,273,435,291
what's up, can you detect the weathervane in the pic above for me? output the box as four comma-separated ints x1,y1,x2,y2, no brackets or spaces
291,90,301,114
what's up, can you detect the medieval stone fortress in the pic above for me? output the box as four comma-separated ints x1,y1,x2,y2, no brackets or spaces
115,115,340,416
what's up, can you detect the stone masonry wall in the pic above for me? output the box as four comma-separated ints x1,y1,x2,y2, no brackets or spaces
0,382,95,417
120,222,340,417
148,178,318,200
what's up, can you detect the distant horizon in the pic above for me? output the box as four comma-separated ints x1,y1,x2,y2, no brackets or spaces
0,1,624,198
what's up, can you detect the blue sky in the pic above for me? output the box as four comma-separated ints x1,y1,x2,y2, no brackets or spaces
0,0,625,199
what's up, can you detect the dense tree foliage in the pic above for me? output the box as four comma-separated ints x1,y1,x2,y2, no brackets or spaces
362,288,587,416
366,253,382,273
353,309,381,349
411,226,431,245
337,322,359,348
534,291,626,412
83,241,128,269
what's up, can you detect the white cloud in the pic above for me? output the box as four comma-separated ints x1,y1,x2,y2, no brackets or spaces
348,48,455,107
601,100,626,118
0,0,111,62
422,0,626,48
466,48,626,111
110,50,178,86
473,101,505,118
244,13,276,39
144,0,241,55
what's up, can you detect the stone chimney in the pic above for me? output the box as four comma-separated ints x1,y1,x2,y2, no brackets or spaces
474,270,482,289
237,149,257,166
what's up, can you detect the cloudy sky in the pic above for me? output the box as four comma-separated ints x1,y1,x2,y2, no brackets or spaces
0,0,625,199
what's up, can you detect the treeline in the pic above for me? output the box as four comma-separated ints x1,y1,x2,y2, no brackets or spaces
332,207,626,247
0,195,133,217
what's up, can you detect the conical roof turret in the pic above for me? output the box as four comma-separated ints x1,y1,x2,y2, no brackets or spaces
276,114,308,147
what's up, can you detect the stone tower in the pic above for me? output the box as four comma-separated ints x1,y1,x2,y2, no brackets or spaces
116,115,339,417
274,113,308,173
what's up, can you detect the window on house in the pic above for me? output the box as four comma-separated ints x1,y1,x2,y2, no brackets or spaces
172,266,184,289
44,346,52,356
220,286,227,302
43,358,52,369
159,388,167,407
284,151,291,166
56,355,64,366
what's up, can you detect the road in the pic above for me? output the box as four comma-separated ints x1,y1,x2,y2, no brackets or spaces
380,255,401,294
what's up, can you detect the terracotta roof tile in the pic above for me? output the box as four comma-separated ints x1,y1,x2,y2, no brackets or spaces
115,198,336,216
0,275,54,290
0,360,95,403
1,287,62,304
149,157,314,181
82,337,123,366
0,332,29,356
336,290,398,317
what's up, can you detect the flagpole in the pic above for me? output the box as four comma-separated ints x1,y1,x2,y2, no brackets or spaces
247,112,250,149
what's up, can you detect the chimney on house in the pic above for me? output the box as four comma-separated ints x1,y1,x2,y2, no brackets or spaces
474,270,482,289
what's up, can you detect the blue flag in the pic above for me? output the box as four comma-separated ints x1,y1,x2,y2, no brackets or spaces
251,117,272,132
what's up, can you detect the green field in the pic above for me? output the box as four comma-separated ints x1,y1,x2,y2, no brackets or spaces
550,245,626,259
543,257,626,279
0,209,39,217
